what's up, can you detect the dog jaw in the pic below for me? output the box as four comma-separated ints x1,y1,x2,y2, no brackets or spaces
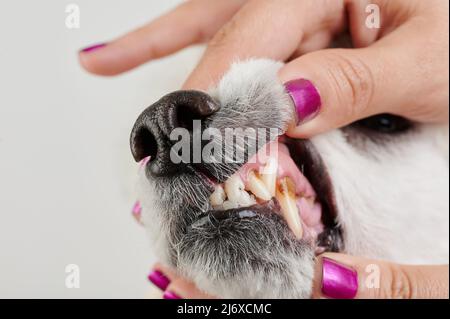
136,59,449,298
137,59,317,298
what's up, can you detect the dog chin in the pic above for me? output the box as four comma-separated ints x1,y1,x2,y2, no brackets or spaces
180,248,315,299
134,58,449,299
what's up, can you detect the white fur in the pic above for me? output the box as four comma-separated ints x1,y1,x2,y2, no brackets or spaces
313,127,449,264
137,59,449,298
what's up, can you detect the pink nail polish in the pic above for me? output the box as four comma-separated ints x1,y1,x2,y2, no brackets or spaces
322,257,358,299
132,201,142,223
285,79,321,124
163,290,181,299
148,270,170,291
80,43,107,53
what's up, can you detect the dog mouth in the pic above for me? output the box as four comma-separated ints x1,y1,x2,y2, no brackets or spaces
189,136,342,254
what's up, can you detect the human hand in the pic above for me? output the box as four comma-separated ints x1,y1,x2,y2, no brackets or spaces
81,0,449,299
79,0,448,138
148,254,449,299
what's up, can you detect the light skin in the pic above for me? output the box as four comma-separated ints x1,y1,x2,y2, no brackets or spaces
79,0,449,298
156,255,449,299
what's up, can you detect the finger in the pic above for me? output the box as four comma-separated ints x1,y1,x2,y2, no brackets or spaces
280,19,448,138
147,264,174,291
313,253,449,299
345,0,381,48
79,0,246,76
183,0,346,89
148,264,215,299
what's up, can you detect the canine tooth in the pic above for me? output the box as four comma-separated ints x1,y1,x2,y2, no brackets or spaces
276,177,303,239
260,157,278,196
210,185,226,206
225,175,255,206
247,171,272,201
222,200,238,210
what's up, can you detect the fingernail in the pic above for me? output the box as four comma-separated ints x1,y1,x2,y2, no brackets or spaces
148,270,170,291
132,201,142,223
80,43,107,53
163,290,181,300
322,257,358,299
285,79,321,124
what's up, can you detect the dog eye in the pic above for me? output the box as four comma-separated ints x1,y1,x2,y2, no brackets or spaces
354,114,412,134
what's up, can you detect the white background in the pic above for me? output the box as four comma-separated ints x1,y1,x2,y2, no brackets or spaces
0,0,200,298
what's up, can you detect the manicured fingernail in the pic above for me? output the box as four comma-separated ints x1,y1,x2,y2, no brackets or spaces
148,270,170,291
285,79,321,124
163,291,181,300
80,43,107,53
322,257,358,299
132,201,142,223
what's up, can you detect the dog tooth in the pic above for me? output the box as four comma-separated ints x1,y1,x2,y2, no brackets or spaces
225,175,255,207
247,171,272,201
276,177,303,239
242,194,255,206
222,200,238,210
260,157,278,197
210,185,226,206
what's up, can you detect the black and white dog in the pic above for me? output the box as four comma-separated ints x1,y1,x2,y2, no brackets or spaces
130,59,449,298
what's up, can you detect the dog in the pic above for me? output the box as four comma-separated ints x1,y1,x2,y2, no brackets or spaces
130,59,449,298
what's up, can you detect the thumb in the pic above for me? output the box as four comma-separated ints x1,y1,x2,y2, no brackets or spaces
279,46,390,138
313,253,449,299
279,26,437,138
279,48,384,138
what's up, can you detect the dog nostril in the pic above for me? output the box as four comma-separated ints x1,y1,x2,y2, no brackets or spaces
130,90,221,175
176,105,204,131
130,127,157,162
172,90,221,131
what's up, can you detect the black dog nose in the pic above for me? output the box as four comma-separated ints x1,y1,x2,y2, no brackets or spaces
130,90,220,177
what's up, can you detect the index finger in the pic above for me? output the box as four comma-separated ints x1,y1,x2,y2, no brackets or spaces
79,0,245,76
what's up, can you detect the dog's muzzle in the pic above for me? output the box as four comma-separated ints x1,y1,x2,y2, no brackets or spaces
130,90,220,177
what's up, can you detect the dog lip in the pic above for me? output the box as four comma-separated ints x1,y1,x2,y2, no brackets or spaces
189,200,280,229
203,137,338,227
189,136,342,252
284,138,337,222
210,199,280,220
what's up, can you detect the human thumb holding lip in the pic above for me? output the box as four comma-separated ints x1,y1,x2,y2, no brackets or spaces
279,41,448,138
178,1,449,137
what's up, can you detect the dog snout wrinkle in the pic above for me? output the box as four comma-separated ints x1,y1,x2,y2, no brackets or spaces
130,90,220,177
